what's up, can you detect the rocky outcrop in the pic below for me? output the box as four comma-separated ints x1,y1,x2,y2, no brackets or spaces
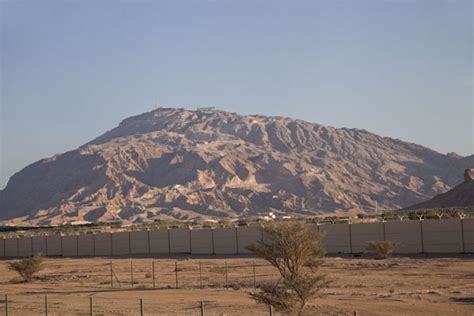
0,107,473,225
464,169,474,183
407,169,474,209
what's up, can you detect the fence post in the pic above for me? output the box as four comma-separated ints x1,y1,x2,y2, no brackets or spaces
140,298,144,316
252,261,256,290
4,294,8,316
348,223,353,254
131,260,134,288
175,261,179,289
200,301,205,316
199,262,203,289
89,297,93,316
224,261,228,290
44,295,48,316
460,218,466,254
152,261,156,289
419,219,425,254
354,312,359,316
110,261,114,288
268,305,273,316
382,220,386,241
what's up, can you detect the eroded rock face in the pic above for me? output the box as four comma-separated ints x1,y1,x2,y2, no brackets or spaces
408,169,474,209
0,107,473,225
464,169,474,183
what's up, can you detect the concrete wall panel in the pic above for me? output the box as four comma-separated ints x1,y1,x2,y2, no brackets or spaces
351,223,384,253
112,232,130,255
169,228,191,253
32,236,47,256
385,221,422,253
463,218,474,253
78,234,94,256
149,230,169,254
94,233,112,256
191,229,213,254
18,237,32,257
5,238,18,257
62,235,78,257
423,219,463,253
320,224,350,253
237,225,262,254
130,231,149,254
213,227,237,254
46,235,62,256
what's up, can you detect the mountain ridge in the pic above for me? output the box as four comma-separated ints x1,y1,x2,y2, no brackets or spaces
0,107,472,225
407,169,474,210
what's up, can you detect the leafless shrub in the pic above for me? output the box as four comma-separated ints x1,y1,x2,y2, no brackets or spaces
367,241,399,259
7,255,44,282
247,221,330,315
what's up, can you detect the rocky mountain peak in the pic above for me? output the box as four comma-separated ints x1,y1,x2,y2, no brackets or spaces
1,107,473,225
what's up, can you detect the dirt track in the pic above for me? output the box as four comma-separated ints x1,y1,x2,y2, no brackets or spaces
1,254,473,315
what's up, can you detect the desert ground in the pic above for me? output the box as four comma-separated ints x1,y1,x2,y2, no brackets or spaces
0,254,473,315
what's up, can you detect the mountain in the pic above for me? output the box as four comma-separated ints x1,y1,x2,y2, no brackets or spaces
1,107,473,225
407,169,474,209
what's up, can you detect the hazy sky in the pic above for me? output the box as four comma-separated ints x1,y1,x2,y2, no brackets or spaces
1,0,473,189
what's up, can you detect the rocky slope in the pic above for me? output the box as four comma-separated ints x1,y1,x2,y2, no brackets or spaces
407,169,474,209
0,107,473,225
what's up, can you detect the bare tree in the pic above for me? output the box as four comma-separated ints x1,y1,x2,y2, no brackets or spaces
7,255,44,282
248,221,330,315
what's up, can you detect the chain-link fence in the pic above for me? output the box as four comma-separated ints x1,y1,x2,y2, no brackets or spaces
107,259,279,290
1,258,287,315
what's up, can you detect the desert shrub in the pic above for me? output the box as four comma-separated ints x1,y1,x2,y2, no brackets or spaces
231,283,241,290
247,221,330,316
367,241,399,259
7,255,44,282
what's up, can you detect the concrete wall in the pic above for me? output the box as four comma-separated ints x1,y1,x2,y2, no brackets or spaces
78,234,94,256
351,223,384,253
0,238,4,258
5,238,18,257
320,224,351,253
46,235,62,256
213,227,237,254
130,231,149,254
169,228,191,253
149,229,169,254
112,232,130,255
191,229,213,254
1,219,473,258
94,233,112,256
18,237,32,257
422,219,463,253
32,236,47,256
62,235,78,257
463,218,474,253
385,220,422,253
237,225,262,254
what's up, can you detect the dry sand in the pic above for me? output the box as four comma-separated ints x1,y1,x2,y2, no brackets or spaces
0,254,473,315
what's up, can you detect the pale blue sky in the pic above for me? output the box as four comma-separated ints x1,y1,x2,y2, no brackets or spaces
1,0,473,188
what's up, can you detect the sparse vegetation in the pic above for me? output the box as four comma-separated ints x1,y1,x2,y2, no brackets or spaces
247,221,330,316
231,283,241,290
367,241,399,259
7,255,44,282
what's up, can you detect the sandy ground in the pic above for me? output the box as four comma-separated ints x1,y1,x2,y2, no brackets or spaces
0,254,473,315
